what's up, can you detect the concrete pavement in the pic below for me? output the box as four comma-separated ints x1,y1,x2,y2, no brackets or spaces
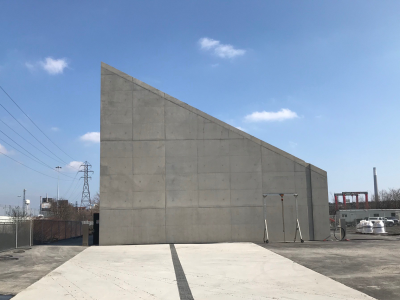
12,243,375,300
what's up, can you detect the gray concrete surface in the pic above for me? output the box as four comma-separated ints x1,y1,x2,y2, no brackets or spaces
11,243,375,300
260,236,400,300
0,244,86,298
100,62,330,245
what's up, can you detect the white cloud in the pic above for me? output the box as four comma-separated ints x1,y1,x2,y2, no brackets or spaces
0,143,8,154
236,126,246,132
40,57,68,75
25,57,69,75
80,132,100,143
199,37,220,50
66,161,83,171
245,108,299,122
199,37,246,59
51,127,59,132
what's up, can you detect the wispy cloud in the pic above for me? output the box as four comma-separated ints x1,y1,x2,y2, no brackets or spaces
0,143,8,154
80,132,100,143
245,108,299,122
66,161,83,172
51,127,59,132
25,62,35,72
199,37,246,59
25,57,69,75
289,141,298,149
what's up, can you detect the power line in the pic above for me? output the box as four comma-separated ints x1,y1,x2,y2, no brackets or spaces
0,130,76,179
0,85,75,161
0,119,65,165
0,96,70,165
63,173,81,200
0,136,52,169
0,151,73,181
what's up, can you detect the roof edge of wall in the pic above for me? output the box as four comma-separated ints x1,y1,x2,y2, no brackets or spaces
101,62,327,177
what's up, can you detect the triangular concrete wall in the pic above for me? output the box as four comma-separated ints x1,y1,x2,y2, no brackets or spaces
100,62,329,245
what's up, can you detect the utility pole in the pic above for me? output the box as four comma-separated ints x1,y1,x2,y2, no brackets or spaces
23,189,26,213
79,161,94,207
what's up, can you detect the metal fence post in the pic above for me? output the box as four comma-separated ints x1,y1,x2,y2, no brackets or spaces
15,221,18,249
30,219,32,246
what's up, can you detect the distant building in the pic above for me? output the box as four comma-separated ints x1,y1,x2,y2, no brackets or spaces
41,197,53,212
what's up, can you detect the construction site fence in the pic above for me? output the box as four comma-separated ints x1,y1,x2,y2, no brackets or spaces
33,220,82,245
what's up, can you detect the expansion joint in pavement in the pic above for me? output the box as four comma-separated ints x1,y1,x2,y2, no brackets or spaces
169,244,194,300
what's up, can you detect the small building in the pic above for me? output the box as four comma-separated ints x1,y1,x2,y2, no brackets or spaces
336,209,400,224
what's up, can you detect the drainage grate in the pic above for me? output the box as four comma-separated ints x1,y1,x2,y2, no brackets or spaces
169,244,194,300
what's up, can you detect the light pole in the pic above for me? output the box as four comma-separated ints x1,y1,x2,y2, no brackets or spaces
56,166,62,201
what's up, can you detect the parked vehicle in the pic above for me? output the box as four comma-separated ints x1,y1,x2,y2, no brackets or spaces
386,217,399,225
365,217,395,227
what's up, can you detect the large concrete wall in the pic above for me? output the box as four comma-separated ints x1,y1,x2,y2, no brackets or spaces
100,62,330,245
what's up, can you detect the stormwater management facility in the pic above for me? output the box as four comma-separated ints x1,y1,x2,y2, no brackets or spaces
99,62,329,245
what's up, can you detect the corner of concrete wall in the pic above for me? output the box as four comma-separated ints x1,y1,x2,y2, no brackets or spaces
307,163,330,240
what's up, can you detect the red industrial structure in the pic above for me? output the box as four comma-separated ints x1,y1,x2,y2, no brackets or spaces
334,192,369,211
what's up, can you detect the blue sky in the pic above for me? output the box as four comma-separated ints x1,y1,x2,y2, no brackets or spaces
0,1,399,208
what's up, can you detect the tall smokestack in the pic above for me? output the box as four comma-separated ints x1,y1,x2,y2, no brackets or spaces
373,167,379,202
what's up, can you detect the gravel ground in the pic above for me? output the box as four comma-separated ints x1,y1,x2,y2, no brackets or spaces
260,235,400,300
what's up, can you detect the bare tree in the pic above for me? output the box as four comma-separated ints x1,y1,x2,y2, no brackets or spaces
7,206,30,222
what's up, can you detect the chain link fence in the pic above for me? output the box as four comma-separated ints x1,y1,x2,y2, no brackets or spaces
0,221,32,252
1,220,83,251
32,220,82,245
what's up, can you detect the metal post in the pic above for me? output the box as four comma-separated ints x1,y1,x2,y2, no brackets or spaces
342,194,346,209
373,167,379,203
15,221,18,249
365,193,369,209
280,194,285,242
23,189,26,214
335,195,338,211
356,194,359,209
30,219,32,246
293,194,304,243
262,195,269,243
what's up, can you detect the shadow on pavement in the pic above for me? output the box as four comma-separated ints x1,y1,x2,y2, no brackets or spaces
48,235,93,246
